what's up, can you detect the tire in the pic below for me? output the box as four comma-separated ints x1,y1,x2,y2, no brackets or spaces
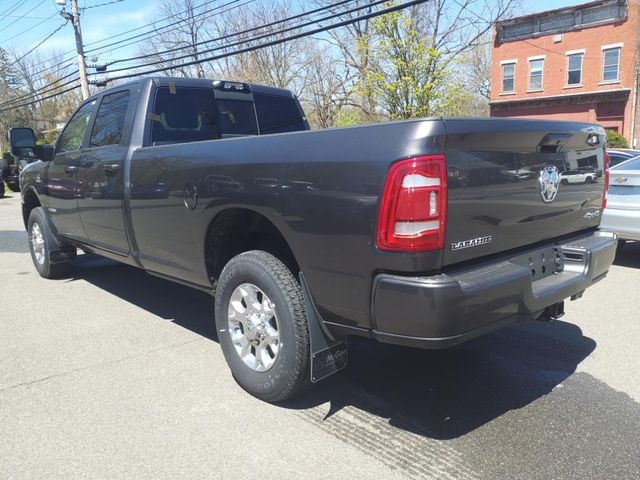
586,176,594,184
0,181,4,198
617,239,627,252
7,182,20,193
215,250,310,402
27,207,74,278
560,179,569,186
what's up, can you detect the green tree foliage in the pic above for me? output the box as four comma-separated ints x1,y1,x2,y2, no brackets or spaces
606,129,629,148
359,8,471,119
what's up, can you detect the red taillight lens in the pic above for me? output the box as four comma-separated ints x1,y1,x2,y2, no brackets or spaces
603,151,610,209
376,155,447,251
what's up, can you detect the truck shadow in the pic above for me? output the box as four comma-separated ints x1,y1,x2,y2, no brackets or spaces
288,323,595,440
614,241,640,268
67,254,217,341
68,254,596,441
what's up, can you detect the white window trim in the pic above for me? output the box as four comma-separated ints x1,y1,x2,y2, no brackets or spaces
566,52,583,86
528,58,544,91
501,62,516,93
602,46,621,83
500,59,517,65
601,43,623,50
565,49,586,56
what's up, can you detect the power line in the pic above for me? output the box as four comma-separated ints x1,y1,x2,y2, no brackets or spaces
101,0,429,83
0,71,80,110
2,0,242,85
0,0,48,31
3,21,68,72
0,0,24,21
0,12,60,43
0,0,428,113
85,0,249,55
1,0,238,111
106,0,358,67
2,0,356,104
0,84,81,113
82,0,125,10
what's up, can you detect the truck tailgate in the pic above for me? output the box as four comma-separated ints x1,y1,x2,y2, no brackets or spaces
442,118,606,266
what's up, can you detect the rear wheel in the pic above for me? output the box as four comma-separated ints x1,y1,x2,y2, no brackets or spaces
28,207,75,278
6,181,20,192
0,181,4,198
214,250,309,402
560,179,569,186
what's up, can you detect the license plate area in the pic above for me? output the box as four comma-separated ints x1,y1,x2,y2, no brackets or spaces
512,246,564,281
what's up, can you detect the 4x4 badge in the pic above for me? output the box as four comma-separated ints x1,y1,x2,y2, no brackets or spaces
539,165,560,203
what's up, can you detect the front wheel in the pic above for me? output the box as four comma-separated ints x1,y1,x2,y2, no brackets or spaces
214,250,310,402
28,207,74,278
586,176,595,184
6,182,20,193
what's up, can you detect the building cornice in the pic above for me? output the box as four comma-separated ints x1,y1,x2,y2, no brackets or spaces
490,88,631,110
495,0,627,43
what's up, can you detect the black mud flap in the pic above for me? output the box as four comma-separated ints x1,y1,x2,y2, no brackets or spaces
299,273,348,383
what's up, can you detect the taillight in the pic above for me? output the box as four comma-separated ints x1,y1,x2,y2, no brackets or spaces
603,151,610,209
376,155,447,251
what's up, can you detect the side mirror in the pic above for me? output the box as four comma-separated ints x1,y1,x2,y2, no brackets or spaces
35,144,55,162
8,128,36,159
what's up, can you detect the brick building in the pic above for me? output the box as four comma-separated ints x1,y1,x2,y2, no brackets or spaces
490,0,640,146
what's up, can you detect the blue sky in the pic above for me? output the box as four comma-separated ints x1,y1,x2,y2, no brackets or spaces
0,0,589,65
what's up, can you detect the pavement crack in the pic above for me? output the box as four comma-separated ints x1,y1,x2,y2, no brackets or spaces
0,338,201,393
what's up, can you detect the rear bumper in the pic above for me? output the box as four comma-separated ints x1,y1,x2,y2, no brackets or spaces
601,207,640,241
371,230,617,349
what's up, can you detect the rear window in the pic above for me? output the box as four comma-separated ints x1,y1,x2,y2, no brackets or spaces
149,86,305,144
612,157,640,170
254,93,306,134
150,87,219,145
216,99,258,137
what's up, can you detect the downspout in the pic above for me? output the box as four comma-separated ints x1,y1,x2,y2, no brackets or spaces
631,59,639,148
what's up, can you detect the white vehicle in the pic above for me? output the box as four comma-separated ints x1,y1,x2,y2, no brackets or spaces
560,169,597,185
601,156,640,244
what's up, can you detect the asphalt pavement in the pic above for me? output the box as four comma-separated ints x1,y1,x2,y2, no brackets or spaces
1,192,639,479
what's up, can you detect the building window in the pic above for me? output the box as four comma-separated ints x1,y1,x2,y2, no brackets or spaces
602,47,620,82
529,59,544,90
567,53,583,85
502,63,515,92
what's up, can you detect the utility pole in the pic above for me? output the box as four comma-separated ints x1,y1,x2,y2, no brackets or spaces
59,0,90,100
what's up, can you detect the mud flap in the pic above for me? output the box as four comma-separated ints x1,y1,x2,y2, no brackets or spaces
299,273,348,383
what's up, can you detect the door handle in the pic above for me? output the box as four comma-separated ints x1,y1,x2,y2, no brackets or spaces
102,164,120,175
64,165,78,175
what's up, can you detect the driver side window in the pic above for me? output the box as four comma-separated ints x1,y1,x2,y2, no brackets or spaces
58,100,95,153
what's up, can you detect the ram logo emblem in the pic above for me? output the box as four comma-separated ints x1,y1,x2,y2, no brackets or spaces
539,165,560,203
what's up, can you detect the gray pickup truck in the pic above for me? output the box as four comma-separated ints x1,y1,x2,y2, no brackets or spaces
13,77,616,402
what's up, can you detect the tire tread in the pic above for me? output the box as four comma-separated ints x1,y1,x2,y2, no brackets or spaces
216,250,310,402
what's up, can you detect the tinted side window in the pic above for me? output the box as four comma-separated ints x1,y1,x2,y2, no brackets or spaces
151,87,219,145
613,157,640,170
59,101,95,152
254,93,306,134
216,99,258,137
609,154,629,167
90,91,130,147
